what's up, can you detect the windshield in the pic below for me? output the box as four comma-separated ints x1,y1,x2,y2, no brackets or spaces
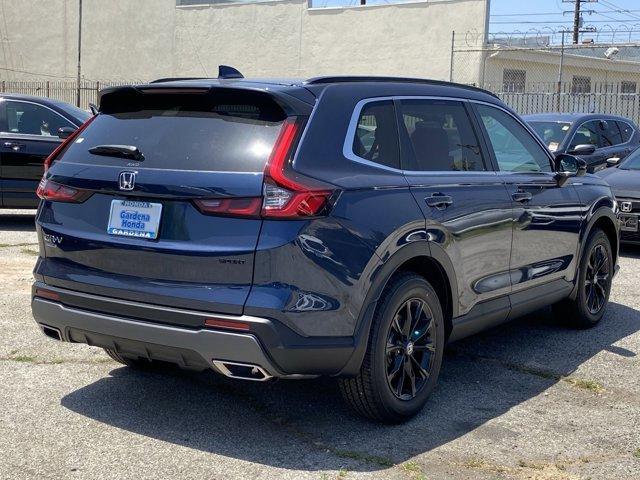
528,121,572,152
620,148,640,170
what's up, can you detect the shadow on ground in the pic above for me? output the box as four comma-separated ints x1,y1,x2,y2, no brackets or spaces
61,302,639,472
0,213,36,232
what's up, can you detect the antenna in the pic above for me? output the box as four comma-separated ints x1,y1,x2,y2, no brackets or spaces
218,65,244,79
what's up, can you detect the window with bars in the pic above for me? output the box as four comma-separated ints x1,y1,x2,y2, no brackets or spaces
571,76,592,94
502,69,526,93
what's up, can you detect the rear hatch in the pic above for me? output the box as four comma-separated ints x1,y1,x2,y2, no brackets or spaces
35,85,311,315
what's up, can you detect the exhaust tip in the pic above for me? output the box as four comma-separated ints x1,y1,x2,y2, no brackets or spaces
41,324,62,341
212,360,273,381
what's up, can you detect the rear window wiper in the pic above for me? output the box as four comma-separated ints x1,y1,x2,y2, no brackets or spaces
88,144,144,161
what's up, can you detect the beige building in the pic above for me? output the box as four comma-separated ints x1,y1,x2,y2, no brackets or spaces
0,0,489,82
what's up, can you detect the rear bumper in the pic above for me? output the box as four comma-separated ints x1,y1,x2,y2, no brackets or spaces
31,284,356,378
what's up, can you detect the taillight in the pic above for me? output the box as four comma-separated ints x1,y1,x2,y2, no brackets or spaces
193,117,337,219
44,115,96,172
193,197,262,218
36,179,89,203
261,118,334,219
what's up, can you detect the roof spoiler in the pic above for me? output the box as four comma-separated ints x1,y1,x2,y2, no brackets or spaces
149,65,245,84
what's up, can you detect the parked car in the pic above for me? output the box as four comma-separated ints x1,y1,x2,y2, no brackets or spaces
31,72,619,423
524,113,640,173
0,94,91,208
597,146,640,243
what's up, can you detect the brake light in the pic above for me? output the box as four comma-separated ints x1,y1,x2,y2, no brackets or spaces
36,179,88,203
43,114,96,172
261,118,334,218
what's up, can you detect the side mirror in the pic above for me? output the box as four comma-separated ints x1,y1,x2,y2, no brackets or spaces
554,154,587,187
569,144,596,155
57,126,77,139
89,103,98,115
606,157,621,167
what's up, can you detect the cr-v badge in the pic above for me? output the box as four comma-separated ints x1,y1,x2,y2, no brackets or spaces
118,171,137,191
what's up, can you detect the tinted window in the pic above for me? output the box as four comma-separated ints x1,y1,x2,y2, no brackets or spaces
352,100,399,169
3,100,75,137
59,93,286,172
569,120,599,150
399,99,485,171
617,121,634,143
600,120,623,147
477,104,551,173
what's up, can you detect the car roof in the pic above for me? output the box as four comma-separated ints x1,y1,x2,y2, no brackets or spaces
135,76,499,101
523,112,633,123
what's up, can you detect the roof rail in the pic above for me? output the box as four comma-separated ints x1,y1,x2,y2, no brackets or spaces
149,77,210,84
304,76,497,98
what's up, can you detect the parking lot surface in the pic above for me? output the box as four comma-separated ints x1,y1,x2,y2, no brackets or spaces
1,210,638,480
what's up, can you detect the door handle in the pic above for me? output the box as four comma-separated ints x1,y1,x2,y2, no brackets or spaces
3,141,25,152
425,194,453,209
512,191,533,203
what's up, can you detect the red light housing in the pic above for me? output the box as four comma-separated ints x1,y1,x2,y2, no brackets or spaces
193,197,262,218
204,317,251,332
261,118,335,219
36,179,89,203
44,114,96,172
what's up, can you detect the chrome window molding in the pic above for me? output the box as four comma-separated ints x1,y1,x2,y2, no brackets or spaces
342,95,555,175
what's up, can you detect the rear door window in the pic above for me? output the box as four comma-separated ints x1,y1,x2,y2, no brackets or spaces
617,121,634,143
59,91,287,172
398,99,486,171
599,120,623,147
351,100,400,169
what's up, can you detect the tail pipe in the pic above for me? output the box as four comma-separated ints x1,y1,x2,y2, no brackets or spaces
212,360,273,382
40,324,62,341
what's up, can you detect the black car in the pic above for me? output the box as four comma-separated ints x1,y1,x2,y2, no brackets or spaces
524,113,640,173
0,94,91,208
31,73,619,423
598,146,640,243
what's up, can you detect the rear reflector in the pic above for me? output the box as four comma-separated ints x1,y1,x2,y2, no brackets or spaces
35,288,60,301
37,179,89,203
204,318,251,332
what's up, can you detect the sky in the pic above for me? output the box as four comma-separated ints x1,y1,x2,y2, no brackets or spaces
489,0,640,35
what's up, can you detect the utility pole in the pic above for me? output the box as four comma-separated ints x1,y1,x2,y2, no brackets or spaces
572,0,581,43
76,0,83,107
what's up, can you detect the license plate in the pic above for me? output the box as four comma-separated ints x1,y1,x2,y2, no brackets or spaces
107,200,162,239
620,215,638,232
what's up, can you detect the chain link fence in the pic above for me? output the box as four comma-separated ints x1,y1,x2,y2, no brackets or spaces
451,30,640,123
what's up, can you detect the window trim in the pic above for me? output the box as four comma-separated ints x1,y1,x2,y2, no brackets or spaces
0,98,77,139
343,95,555,175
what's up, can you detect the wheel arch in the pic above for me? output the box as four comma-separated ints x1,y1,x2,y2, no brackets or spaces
337,241,457,376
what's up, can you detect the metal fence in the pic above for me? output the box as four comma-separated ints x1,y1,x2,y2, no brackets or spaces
451,30,640,123
0,80,136,110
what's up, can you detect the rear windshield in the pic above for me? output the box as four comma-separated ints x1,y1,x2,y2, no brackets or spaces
59,90,287,172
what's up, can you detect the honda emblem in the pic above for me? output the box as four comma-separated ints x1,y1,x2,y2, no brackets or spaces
621,201,632,213
118,171,136,191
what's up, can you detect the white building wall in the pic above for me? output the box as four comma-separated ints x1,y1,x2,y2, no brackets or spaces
0,0,487,81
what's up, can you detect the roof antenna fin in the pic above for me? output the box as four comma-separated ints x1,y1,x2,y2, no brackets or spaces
218,65,244,79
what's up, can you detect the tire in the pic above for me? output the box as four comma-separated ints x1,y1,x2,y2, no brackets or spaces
553,228,613,328
103,348,155,369
339,273,445,423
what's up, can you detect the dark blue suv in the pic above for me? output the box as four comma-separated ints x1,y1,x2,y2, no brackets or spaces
31,73,619,423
